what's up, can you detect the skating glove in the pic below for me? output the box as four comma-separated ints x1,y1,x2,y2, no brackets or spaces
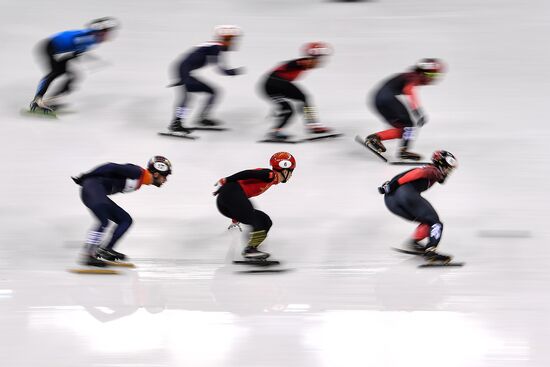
226,67,245,76
412,108,427,127
213,178,227,195
378,180,399,194
228,220,242,232
71,175,83,185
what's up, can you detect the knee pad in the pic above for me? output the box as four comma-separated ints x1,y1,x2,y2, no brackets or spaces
402,126,416,141
428,222,443,247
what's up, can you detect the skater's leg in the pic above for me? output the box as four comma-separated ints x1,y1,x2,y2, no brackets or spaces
48,67,78,98
216,183,272,258
185,76,218,123
403,193,443,248
34,42,67,99
264,77,295,138
102,199,133,251
168,84,192,132
80,179,112,265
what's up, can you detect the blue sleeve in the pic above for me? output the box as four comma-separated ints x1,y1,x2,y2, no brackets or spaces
50,29,98,54
82,163,143,180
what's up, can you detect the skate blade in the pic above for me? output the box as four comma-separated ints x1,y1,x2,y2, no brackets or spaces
20,108,58,119
419,262,465,268
67,268,120,274
236,268,292,274
189,126,229,131
103,261,135,268
233,260,279,266
258,138,300,144
355,135,388,162
157,131,198,140
392,247,425,256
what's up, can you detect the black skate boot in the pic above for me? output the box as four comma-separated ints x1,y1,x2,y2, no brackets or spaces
198,117,221,127
168,118,191,133
80,254,107,267
242,246,270,260
268,129,290,140
366,134,386,153
423,247,452,264
96,247,127,262
399,149,422,161
407,240,426,254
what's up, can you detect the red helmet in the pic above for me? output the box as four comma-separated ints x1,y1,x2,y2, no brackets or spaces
270,152,296,171
302,42,332,57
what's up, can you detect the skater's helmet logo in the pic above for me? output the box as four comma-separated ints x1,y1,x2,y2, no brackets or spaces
278,160,292,169
147,156,172,176
153,162,169,173
445,156,457,167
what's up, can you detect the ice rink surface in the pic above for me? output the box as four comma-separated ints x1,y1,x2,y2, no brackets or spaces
1,0,550,366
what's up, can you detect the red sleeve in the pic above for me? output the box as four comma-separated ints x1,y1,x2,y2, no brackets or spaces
397,166,442,185
403,82,420,109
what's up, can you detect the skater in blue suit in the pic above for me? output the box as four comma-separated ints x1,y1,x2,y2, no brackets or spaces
29,17,119,114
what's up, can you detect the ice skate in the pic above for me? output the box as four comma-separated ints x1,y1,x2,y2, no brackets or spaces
29,97,55,115
269,129,291,140
306,122,332,134
423,247,452,264
79,254,108,267
365,134,386,153
168,118,191,133
407,240,427,254
242,246,270,260
197,117,221,127
399,149,423,161
96,247,127,261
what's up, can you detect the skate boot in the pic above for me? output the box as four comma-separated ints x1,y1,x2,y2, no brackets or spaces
423,247,451,264
198,117,221,127
407,240,426,254
29,97,54,114
80,254,107,267
96,247,127,262
365,134,386,153
399,149,423,161
306,122,332,134
269,129,290,140
242,246,270,260
168,118,191,133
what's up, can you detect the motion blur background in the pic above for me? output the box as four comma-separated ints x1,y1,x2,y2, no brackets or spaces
1,0,549,366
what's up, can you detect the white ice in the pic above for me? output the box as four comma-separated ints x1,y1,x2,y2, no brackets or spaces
1,0,550,366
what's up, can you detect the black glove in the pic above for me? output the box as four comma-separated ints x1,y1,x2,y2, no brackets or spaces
412,108,427,127
71,176,83,185
227,67,245,76
378,180,399,194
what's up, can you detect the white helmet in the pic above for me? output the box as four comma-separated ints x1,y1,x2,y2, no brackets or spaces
88,17,119,32
214,25,242,39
